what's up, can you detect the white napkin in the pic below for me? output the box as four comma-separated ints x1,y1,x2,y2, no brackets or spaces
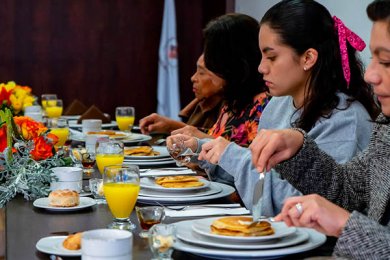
140,169,196,178
165,207,250,218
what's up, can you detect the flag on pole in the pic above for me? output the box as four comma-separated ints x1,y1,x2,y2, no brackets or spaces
157,0,181,121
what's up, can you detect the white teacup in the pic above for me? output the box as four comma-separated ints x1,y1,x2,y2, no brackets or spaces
82,119,102,134
50,167,83,192
82,229,133,260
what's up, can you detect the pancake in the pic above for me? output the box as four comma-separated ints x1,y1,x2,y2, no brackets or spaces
124,146,160,156
210,216,274,237
155,175,204,188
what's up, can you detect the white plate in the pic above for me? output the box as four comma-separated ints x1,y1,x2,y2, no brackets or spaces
137,182,235,205
124,146,170,160
71,132,152,145
139,182,222,198
177,221,309,249
36,236,81,256
61,115,80,120
192,217,296,242
174,220,326,259
33,197,96,211
68,120,117,129
124,158,176,166
140,177,210,192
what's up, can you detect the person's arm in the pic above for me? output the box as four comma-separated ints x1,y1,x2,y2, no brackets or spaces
139,113,187,134
334,211,390,258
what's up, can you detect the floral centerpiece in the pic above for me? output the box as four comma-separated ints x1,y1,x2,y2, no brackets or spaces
0,108,69,207
0,81,35,115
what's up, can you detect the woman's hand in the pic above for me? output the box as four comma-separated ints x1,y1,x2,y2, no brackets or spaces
171,125,211,139
250,129,304,172
198,137,230,164
274,194,350,237
139,113,185,134
166,133,198,153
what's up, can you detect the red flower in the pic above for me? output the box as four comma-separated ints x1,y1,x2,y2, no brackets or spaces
0,125,7,152
30,134,57,160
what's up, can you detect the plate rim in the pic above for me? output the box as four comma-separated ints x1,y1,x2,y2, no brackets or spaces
36,235,81,256
68,120,117,128
139,182,222,198
192,217,297,242
140,177,210,192
137,182,235,204
33,197,96,211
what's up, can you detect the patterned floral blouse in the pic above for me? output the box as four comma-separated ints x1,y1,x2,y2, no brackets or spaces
207,92,271,147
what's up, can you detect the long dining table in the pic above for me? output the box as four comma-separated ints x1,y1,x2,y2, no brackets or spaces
1,194,336,260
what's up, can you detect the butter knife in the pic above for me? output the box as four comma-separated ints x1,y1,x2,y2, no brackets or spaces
252,170,265,222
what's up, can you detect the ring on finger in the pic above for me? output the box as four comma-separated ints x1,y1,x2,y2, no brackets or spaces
295,202,303,216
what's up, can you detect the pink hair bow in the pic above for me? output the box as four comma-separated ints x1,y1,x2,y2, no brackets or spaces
333,16,366,87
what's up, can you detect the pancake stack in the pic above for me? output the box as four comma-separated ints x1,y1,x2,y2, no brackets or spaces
210,216,274,237
125,146,161,156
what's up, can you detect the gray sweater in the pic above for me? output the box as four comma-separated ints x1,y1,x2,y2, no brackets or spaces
213,93,373,212
276,114,390,258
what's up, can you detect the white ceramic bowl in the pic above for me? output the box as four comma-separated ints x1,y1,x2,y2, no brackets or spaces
50,181,82,193
82,229,133,259
51,167,83,181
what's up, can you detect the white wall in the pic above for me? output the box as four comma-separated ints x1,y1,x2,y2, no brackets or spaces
235,0,373,66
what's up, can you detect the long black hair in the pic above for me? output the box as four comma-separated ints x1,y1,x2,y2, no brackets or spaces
203,13,266,114
261,0,379,132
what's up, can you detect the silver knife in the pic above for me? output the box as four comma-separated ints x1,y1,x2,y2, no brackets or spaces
252,170,265,221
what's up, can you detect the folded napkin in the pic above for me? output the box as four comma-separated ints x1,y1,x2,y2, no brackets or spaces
63,99,88,115
140,169,196,178
165,206,250,218
77,105,111,123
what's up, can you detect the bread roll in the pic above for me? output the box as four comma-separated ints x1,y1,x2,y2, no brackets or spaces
63,232,82,250
211,216,274,237
49,189,80,207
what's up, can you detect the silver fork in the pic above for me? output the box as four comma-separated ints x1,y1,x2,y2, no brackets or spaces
165,205,239,211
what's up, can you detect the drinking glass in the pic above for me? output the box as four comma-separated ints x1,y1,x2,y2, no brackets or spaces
48,118,69,148
45,99,63,118
95,140,124,175
115,106,135,132
41,94,57,110
103,164,140,230
136,206,165,238
89,178,106,204
166,137,193,166
148,224,176,260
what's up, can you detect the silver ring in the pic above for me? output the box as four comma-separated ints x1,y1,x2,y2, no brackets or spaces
295,202,303,216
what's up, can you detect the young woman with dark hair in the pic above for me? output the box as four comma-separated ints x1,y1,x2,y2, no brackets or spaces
169,0,378,205
246,0,390,257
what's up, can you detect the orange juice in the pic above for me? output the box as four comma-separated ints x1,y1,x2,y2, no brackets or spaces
96,154,124,174
116,116,135,131
103,182,140,218
42,100,57,109
46,106,63,118
50,128,69,146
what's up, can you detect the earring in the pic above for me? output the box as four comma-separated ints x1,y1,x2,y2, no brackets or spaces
303,66,307,71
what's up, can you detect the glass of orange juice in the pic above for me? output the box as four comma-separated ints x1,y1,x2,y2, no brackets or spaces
115,106,135,132
103,164,140,230
48,118,69,148
41,94,57,110
45,99,63,118
96,140,124,175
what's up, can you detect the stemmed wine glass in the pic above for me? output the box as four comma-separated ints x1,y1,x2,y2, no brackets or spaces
103,164,140,230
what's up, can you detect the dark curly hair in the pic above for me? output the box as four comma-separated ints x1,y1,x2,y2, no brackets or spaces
203,13,267,114
260,0,379,132
367,0,390,23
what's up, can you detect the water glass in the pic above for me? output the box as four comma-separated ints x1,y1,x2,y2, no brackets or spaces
89,178,106,204
115,106,135,132
148,224,176,260
136,206,165,238
103,164,140,230
166,137,192,166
